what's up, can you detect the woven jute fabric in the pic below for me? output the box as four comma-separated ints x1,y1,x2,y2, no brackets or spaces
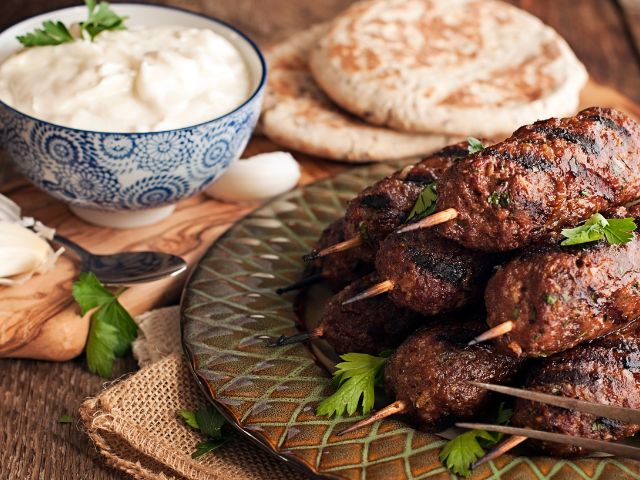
80,305,305,480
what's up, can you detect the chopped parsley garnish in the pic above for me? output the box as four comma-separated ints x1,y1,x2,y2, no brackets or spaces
406,182,437,223
560,213,636,246
179,406,232,458
359,222,373,247
316,352,389,418
17,0,126,47
544,294,558,305
440,403,512,477
487,191,510,207
467,137,485,154
72,272,137,378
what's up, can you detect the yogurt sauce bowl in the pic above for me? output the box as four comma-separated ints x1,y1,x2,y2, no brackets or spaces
0,4,266,228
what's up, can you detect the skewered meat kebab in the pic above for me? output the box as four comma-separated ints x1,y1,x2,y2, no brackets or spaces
267,273,421,354
398,107,640,252
278,219,372,294
345,228,500,316
339,317,521,435
474,205,640,357
304,142,470,262
473,321,640,465
513,321,640,456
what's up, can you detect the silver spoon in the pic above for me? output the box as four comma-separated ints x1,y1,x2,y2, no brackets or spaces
53,234,188,285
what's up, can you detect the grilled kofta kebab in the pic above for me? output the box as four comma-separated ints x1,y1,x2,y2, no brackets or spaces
474,321,640,464
475,206,640,357
398,107,640,252
345,228,501,316
278,219,372,294
267,273,422,354
305,142,471,263
510,322,640,456
338,317,521,435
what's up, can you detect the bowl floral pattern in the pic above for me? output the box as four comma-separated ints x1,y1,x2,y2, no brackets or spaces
1,95,263,210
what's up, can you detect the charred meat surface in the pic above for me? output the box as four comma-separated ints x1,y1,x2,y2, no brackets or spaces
437,107,640,251
384,318,521,432
344,143,469,261
319,273,421,355
512,322,640,456
376,229,498,316
485,234,640,358
307,219,373,291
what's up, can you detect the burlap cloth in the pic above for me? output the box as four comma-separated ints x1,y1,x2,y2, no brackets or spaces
79,306,304,480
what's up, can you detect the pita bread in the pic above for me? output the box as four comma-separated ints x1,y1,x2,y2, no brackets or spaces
308,0,588,137
260,25,462,162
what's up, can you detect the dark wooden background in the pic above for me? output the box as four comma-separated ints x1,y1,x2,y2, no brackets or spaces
1,1,640,479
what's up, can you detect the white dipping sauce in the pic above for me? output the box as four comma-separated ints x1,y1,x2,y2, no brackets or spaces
0,26,251,132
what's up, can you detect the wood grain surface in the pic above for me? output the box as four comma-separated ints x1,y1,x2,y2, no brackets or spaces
1,1,639,479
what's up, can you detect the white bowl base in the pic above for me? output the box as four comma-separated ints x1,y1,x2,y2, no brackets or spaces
69,204,175,229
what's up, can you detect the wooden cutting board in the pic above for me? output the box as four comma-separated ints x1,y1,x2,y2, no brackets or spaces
1,80,638,361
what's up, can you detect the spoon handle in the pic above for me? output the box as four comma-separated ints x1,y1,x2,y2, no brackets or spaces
52,234,92,265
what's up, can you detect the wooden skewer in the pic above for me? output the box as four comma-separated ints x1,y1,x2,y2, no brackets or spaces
337,400,408,436
472,435,528,469
455,423,640,461
468,321,514,346
303,236,363,262
276,273,324,295
342,280,395,305
257,327,324,347
395,208,459,234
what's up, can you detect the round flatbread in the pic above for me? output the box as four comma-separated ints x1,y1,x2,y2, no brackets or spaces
308,0,588,137
260,25,462,162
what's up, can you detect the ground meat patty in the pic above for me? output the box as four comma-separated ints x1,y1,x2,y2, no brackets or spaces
376,229,498,316
319,273,421,354
384,318,521,432
437,107,640,252
343,142,469,261
307,219,372,291
512,322,640,456
485,233,640,358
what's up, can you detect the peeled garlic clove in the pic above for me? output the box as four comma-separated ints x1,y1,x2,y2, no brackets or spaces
0,221,55,283
206,151,301,202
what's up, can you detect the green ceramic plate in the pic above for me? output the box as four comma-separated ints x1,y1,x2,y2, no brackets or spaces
181,163,640,480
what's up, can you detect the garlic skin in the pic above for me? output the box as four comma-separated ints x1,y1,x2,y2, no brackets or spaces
205,151,301,202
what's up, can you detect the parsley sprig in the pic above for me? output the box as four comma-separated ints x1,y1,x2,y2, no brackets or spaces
17,0,126,47
316,352,389,418
560,213,636,246
179,406,232,458
406,182,437,223
72,272,137,378
439,403,512,477
467,137,485,154
16,21,74,47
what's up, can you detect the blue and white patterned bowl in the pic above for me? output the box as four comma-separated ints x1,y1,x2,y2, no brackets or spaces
0,4,265,228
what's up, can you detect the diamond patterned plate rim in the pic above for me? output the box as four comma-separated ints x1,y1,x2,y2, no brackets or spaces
181,163,640,480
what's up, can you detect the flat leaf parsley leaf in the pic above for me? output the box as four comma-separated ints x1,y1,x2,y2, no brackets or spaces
17,0,127,47
560,213,636,246
467,137,485,154
17,20,74,47
179,406,231,458
316,352,389,418
440,403,512,477
72,272,137,378
82,0,127,40
406,182,437,223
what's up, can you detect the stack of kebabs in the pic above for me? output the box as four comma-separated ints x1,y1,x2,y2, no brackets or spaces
276,106,640,460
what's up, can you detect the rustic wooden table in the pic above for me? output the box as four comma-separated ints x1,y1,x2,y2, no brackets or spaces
1,1,640,478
